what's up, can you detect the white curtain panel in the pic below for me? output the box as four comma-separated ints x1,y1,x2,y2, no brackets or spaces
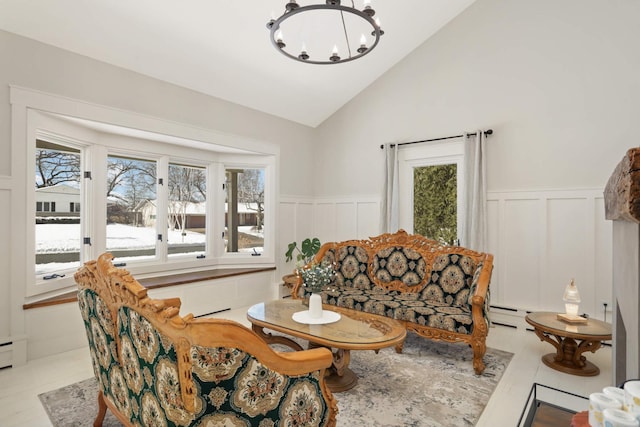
381,143,399,233
462,131,488,251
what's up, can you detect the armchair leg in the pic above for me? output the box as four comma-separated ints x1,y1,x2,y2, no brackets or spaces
471,339,487,375
94,390,107,427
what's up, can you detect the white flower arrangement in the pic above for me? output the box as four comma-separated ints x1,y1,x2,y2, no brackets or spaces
299,262,335,293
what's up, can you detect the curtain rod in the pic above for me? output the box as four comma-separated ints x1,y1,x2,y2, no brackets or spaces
379,129,493,149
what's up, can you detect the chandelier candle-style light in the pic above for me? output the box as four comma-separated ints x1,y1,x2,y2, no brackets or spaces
267,0,384,64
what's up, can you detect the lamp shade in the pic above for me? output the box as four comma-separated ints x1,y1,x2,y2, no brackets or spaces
563,279,581,303
563,279,580,316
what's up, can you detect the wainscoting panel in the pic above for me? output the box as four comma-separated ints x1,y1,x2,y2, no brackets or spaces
147,271,276,318
278,201,298,258
594,197,613,321
314,202,336,242
295,202,315,241
281,197,381,247
356,201,381,240
487,189,612,321
0,185,10,340
499,198,541,311
278,197,380,272
336,202,357,242
545,197,591,314
280,190,612,321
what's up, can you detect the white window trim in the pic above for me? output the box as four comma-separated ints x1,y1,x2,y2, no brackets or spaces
11,86,279,300
397,140,465,238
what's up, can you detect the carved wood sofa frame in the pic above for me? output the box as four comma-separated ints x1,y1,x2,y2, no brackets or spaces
75,253,338,427
291,230,494,375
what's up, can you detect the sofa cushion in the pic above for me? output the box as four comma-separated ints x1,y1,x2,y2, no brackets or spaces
371,246,428,291
322,287,475,334
420,254,477,308
328,245,372,290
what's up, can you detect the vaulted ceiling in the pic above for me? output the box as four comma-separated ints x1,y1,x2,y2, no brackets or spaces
0,0,475,127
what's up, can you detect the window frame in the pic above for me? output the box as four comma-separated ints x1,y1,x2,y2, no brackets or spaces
219,158,273,260
17,92,278,299
397,140,465,239
27,121,92,296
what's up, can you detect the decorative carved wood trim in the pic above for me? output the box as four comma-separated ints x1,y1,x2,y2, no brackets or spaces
605,147,640,223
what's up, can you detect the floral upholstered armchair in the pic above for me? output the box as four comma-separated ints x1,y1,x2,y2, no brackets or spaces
75,253,338,427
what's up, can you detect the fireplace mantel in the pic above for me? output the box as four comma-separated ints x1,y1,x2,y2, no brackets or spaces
604,147,640,385
605,147,640,223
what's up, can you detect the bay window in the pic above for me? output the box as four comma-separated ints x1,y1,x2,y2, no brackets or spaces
27,110,275,297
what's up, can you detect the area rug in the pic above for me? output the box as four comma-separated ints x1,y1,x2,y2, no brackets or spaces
39,333,512,426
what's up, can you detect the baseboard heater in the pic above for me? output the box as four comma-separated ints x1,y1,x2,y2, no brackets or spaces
0,339,13,369
492,322,517,329
194,308,231,318
490,304,518,312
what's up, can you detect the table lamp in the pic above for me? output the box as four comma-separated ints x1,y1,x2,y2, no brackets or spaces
563,278,581,316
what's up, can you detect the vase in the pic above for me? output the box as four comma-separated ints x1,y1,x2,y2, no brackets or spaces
308,293,323,319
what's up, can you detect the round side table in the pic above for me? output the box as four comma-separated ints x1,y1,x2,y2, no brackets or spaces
525,311,611,376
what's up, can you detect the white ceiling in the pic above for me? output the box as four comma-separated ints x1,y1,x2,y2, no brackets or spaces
0,0,475,128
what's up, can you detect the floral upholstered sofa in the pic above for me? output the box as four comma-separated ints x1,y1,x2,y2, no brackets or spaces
76,253,338,427
291,230,494,375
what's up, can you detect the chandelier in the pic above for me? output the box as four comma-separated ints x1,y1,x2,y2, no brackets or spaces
267,0,384,65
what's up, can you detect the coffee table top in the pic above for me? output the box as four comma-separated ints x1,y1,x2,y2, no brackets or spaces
247,299,406,350
525,311,612,339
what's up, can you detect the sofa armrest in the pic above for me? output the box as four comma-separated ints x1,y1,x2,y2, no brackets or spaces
471,253,493,303
470,253,494,331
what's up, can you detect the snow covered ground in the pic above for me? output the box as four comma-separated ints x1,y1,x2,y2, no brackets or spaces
36,223,207,252
35,224,263,274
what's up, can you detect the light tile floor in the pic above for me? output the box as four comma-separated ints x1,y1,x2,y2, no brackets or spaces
0,306,612,426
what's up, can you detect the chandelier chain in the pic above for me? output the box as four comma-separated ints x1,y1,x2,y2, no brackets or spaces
340,11,352,59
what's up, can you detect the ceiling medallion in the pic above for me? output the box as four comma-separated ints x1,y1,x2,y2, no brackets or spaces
267,0,384,65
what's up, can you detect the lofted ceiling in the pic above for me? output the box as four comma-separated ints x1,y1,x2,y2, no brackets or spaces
0,0,475,128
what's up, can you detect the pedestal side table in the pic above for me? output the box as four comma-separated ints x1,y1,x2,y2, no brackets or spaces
525,311,611,376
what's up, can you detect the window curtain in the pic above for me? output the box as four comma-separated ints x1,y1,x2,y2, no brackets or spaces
381,143,399,233
462,131,488,251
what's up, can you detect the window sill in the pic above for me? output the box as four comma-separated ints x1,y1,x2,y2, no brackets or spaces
23,266,276,310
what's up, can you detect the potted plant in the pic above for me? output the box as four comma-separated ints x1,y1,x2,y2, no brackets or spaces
285,237,321,267
284,237,327,300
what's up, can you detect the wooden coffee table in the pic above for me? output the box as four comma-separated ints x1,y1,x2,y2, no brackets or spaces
525,311,612,376
247,299,406,392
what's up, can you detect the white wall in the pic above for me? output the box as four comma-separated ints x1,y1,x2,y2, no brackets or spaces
311,0,639,317
314,0,640,196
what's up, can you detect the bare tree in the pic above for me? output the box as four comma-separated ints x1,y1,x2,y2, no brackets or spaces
107,157,156,200
237,168,264,230
35,149,81,188
107,156,156,224
168,164,206,238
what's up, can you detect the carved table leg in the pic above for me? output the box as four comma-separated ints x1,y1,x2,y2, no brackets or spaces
533,327,602,376
309,343,357,392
